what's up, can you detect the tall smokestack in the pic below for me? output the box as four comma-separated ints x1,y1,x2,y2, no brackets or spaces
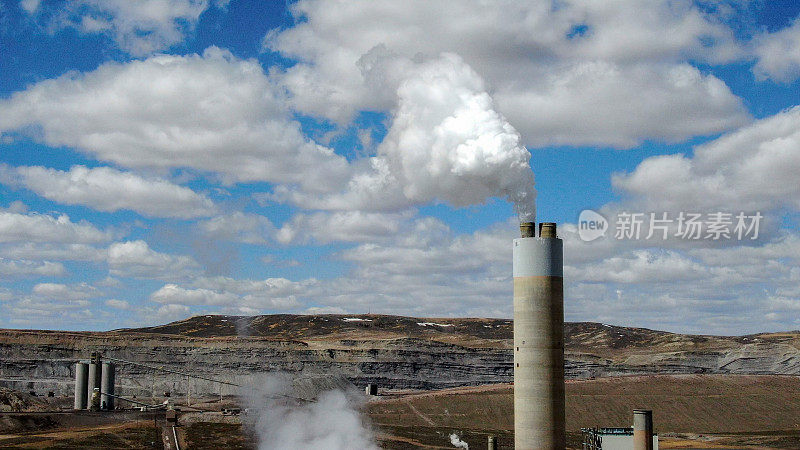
633,410,654,450
513,222,565,449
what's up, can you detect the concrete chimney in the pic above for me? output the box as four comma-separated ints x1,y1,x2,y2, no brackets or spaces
520,222,536,238
633,410,654,450
513,221,565,449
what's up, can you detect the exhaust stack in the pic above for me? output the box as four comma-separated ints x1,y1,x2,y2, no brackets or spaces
513,222,565,449
633,410,654,450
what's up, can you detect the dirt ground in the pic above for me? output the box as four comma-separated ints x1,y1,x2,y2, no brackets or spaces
369,374,800,449
0,420,162,449
2,374,799,449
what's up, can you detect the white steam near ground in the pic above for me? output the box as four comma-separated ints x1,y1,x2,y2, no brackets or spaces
242,375,378,450
450,432,470,449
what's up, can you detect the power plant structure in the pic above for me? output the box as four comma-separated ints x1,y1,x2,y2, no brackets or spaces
513,221,565,449
581,410,658,450
71,352,240,413
633,410,655,450
73,353,116,411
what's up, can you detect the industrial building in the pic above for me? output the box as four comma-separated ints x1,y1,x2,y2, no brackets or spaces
512,223,659,450
581,411,658,450
73,353,115,411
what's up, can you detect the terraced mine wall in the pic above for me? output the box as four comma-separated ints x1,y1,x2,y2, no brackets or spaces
1,316,799,395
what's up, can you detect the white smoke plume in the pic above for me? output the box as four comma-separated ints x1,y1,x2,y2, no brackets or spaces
450,432,469,449
380,53,536,222
243,375,378,450
276,52,537,222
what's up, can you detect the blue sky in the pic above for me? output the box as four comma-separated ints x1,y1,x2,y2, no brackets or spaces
1,0,799,334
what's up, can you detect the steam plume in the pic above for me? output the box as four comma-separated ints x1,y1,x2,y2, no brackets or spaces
277,52,537,222
450,432,470,449
380,53,536,222
243,376,378,450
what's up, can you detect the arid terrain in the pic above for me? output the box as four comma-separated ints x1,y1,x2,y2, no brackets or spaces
1,314,799,448
369,374,800,449
3,375,797,449
2,314,799,396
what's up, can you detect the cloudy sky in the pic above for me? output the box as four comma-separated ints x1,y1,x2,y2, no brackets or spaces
1,0,799,334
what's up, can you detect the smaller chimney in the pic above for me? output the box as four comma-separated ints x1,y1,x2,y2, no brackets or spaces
633,409,654,450
539,222,557,238
520,222,535,238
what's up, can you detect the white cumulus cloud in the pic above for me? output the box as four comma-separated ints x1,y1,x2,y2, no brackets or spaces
0,48,351,191
105,299,130,310
0,259,66,278
0,210,112,244
1,165,216,218
266,0,748,147
32,282,100,300
22,0,225,56
753,18,800,82
151,276,310,310
275,211,410,245
198,212,275,245
614,106,800,212
108,240,199,280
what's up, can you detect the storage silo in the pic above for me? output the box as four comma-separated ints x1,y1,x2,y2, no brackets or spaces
101,362,115,411
73,361,89,410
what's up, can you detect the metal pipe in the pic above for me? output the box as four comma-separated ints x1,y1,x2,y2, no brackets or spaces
99,391,156,408
101,355,313,403
539,222,557,238
520,222,535,238
172,425,181,450
633,410,654,450
513,222,565,449
103,356,239,387
73,361,88,410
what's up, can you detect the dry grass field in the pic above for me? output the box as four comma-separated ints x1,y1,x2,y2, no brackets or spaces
0,420,161,449
368,374,800,449
2,374,798,449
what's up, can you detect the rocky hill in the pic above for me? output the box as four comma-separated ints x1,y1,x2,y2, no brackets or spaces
1,315,799,396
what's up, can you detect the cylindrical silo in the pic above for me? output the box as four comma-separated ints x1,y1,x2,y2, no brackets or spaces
73,361,89,410
87,360,101,410
633,409,654,450
101,362,115,411
513,222,565,449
